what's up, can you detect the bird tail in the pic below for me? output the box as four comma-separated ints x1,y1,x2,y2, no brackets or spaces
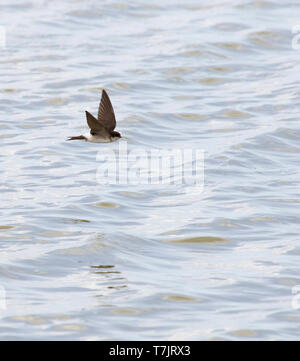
67,135,86,141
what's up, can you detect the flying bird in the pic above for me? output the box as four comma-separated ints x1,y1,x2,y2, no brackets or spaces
67,89,121,143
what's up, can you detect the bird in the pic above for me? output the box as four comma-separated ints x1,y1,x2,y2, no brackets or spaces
67,89,121,143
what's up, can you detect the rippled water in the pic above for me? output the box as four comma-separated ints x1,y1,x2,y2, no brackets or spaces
1,0,300,340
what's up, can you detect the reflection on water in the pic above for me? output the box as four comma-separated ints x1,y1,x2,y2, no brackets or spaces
168,236,230,244
1,0,300,340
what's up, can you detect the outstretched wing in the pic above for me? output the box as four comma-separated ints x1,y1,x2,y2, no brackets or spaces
97,89,116,132
85,111,111,137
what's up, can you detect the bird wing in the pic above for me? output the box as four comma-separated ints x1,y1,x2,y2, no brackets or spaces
85,111,111,137
97,89,116,132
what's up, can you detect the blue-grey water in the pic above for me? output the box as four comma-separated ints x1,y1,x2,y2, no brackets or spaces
1,0,300,340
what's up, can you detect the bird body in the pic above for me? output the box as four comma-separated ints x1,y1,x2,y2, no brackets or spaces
80,132,121,143
68,89,121,143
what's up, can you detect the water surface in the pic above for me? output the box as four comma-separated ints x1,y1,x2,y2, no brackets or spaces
1,0,300,340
